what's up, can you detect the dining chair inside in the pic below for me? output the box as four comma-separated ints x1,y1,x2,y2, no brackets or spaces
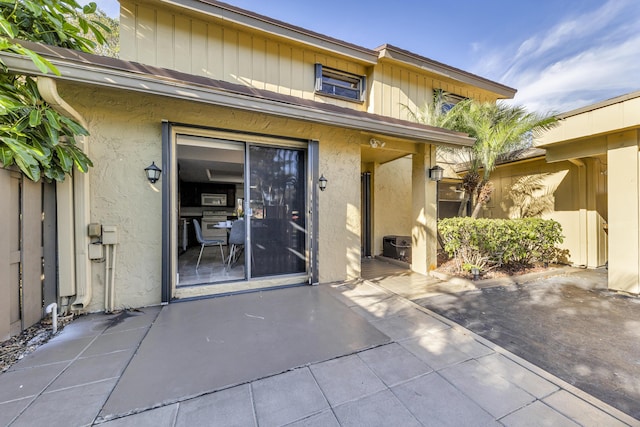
193,219,225,270
226,219,245,271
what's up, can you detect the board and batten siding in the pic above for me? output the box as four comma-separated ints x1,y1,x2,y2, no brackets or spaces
369,62,502,121
480,157,608,269
120,0,368,111
369,64,434,121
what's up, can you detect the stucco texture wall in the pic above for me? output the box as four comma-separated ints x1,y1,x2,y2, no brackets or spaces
371,156,413,256
57,82,364,311
319,135,362,282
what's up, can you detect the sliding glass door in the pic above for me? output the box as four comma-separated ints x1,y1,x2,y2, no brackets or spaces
169,125,312,299
248,145,307,278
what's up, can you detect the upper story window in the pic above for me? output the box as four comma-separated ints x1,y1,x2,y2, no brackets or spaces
315,64,366,102
436,89,467,113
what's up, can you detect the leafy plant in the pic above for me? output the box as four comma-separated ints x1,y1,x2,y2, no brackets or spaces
0,0,109,181
439,217,564,273
65,7,119,58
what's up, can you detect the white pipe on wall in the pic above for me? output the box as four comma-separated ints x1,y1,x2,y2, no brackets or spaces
104,244,118,313
104,243,111,312
110,244,117,312
37,77,93,312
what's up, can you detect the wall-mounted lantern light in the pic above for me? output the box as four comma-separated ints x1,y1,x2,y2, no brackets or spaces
428,165,444,182
318,174,328,191
145,161,162,184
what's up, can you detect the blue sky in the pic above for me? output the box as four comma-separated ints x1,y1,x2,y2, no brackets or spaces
89,0,640,114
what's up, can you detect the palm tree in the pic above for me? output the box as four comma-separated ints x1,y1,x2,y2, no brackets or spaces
454,101,558,217
410,94,558,218
405,90,460,129
406,92,478,216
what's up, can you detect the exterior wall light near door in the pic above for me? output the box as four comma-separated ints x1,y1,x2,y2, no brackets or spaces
318,174,328,191
428,165,444,182
145,161,162,183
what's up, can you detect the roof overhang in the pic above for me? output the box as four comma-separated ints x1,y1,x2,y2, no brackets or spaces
376,44,516,100
1,42,474,148
536,91,640,162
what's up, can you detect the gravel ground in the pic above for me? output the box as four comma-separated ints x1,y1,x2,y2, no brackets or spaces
1,315,74,373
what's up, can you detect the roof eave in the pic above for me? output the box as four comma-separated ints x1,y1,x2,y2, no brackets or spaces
1,51,473,148
376,44,516,99
556,90,640,119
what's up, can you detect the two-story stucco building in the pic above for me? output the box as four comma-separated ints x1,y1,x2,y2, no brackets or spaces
0,0,516,331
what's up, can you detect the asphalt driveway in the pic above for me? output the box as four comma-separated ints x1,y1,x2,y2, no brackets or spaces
412,268,640,419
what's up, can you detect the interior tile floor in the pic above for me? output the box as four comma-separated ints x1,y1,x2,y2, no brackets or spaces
177,245,245,286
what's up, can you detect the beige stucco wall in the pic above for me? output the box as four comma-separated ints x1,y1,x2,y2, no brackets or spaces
320,135,362,281
480,157,607,268
56,81,369,311
368,156,413,256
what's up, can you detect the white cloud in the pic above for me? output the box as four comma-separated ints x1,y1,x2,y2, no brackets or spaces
473,0,640,113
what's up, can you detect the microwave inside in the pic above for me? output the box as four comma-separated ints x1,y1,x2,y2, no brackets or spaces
201,193,227,206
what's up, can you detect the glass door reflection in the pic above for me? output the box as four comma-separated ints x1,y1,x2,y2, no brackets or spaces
248,145,307,278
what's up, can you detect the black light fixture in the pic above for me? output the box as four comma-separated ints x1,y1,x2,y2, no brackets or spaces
318,174,328,191
428,165,444,182
145,161,162,183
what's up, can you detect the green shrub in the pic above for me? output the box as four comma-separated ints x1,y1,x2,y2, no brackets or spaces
438,217,564,272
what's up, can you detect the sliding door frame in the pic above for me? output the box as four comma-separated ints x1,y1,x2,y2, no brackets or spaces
162,123,318,301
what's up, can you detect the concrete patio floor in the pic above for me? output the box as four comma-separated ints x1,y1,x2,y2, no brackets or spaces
0,260,637,426
408,266,640,420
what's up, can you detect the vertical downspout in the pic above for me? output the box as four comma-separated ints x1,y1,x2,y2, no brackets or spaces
37,77,92,312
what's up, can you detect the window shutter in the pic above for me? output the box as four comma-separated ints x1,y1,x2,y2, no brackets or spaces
314,64,323,92
360,75,367,101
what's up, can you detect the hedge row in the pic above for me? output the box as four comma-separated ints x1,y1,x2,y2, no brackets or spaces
438,217,564,271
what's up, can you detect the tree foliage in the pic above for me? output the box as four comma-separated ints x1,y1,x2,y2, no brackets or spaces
453,101,558,217
66,8,119,58
412,96,558,218
0,0,109,181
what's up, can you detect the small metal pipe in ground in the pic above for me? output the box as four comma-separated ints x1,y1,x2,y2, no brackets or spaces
45,302,58,334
